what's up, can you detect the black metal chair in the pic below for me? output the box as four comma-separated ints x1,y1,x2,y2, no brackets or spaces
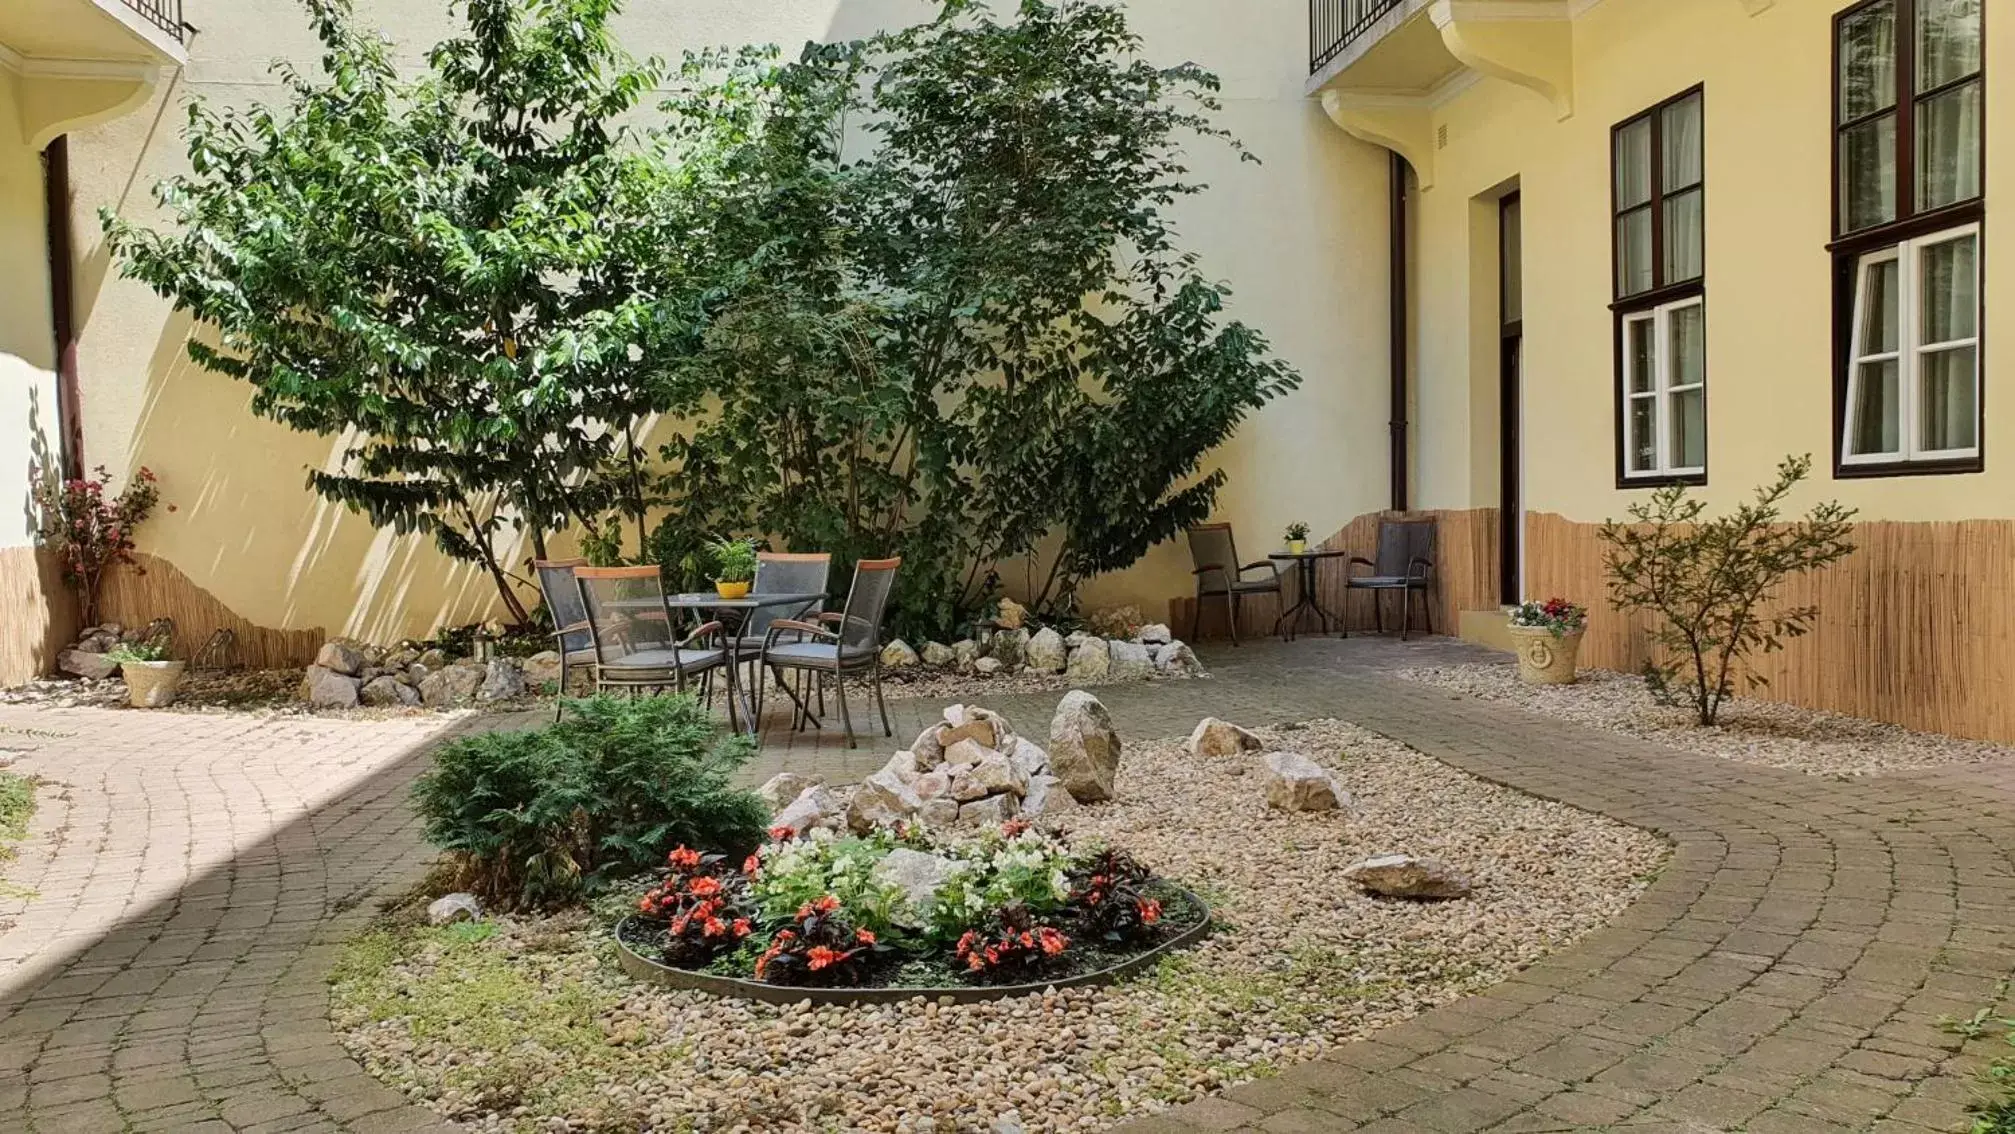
760,557,900,748
573,566,727,698
1184,523,1282,646
735,552,831,730
1344,517,1438,640
531,558,596,720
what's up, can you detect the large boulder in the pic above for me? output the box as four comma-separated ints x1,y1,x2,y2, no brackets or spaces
1025,628,1068,674
521,651,562,691
1263,751,1349,812
758,772,822,811
1343,854,1474,900
873,849,960,923
880,639,920,670
1108,640,1154,681
775,785,844,836
57,649,119,681
302,665,362,709
419,664,484,708
477,659,526,702
1187,717,1264,759
1136,623,1173,646
921,641,956,667
847,770,924,833
1048,691,1121,803
1064,638,1111,682
360,675,420,708
315,641,367,677
1156,641,1205,677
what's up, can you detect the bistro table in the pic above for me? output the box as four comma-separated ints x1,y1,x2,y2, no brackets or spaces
612,591,825,737
1266,550,1350,641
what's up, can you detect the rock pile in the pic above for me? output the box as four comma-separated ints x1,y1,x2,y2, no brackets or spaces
297,639,565,709
876,621,1203,685
55,623,146,681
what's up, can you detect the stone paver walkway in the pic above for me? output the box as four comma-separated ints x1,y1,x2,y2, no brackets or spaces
0,637,2009,1133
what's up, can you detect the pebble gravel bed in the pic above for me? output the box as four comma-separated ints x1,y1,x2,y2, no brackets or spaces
1401,663,2015,778
331,716,1665,1133
849,666,1199,705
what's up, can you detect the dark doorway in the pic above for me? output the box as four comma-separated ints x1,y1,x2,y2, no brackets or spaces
1498,193,1523,605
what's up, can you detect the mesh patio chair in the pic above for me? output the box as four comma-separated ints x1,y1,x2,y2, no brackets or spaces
1184,523,1283,646
573,566,727,699
759,557,900,749
734,552,831,729
1344,517,1438,640
532,558,596,719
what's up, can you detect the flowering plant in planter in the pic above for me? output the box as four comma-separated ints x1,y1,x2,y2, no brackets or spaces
1507,597,1587,638
636,846,758,966
752,895,890,986
31,465,165,626
1067,846,1163,944
952,903,1072,982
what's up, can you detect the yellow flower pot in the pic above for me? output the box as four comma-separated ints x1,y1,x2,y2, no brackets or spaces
714,580,751,600
1507,625,1583,685
1285,539,1307,555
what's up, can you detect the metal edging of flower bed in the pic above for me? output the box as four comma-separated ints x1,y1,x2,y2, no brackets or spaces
613,889,1213,1007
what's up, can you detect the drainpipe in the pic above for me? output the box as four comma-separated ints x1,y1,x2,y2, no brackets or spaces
1387,150,1410,514
43,135,84,481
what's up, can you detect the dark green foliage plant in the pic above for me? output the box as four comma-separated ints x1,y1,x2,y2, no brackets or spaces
1599,455,1857,726
412,695,769,909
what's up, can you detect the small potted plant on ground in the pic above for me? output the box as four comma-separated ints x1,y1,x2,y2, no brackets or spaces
107,640,186,707
708,537,758,600
1283,522,1310,556
1506,598,1588,685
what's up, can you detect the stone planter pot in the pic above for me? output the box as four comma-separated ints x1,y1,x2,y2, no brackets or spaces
121,660,187,708
1507,626,1582,685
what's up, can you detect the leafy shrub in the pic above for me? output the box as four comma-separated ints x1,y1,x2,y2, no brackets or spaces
749,825,934,941
635,847,758,967
32,465,163,626
1600,455,1856,725
413,695,769,909
953,904,1072,983
1067,847,1164,945
753,896,889,987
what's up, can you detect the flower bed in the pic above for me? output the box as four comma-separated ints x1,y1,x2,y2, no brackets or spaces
611,823,1209,1003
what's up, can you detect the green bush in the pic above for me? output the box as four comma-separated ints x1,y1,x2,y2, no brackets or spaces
412,695,770,909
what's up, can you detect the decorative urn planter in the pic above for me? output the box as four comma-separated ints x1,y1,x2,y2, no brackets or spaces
714,579,751,600
121,660,188,708
1507,626,1583,685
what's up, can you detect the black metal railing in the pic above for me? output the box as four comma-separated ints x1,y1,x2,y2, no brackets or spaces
118,0,186,43
1311,0,1405,74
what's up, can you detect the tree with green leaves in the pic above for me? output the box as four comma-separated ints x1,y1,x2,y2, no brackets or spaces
106,0,681,621
1600,455,1858,726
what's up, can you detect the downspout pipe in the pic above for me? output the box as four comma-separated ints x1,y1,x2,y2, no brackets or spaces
43,135,84,481
1387,150,1410,514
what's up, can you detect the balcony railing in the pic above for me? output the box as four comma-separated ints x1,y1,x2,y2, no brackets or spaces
118,0,185,43
1310,0,1404,74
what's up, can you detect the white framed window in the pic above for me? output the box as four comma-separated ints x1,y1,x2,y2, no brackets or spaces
1621,296,1706,480
1842,223,1979,464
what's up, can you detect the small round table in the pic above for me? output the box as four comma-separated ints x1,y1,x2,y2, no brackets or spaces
1268,550,1349,641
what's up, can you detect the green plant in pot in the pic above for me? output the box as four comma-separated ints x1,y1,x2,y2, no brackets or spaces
106,640,185,709
707,537,759,600
1283,522,1311,556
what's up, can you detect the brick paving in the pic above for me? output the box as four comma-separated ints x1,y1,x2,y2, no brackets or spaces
0,636,2009,1132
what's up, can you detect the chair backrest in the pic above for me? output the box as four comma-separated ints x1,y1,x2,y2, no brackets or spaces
574,565,674,665
746,552,832,641
532,559,591,653
1186,523,1238,591
1375,518,1438,577
836,557,901,653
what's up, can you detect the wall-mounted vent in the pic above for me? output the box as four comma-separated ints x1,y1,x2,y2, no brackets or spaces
1437,124,1449,150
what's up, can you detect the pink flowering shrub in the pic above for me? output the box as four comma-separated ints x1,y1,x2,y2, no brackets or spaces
31,466,165,625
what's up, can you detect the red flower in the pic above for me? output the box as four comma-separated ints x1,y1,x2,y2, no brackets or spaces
767,825,798,842
731,918,752,936
1038,928,1069,956
806,946,843,971
702,917,727,937
687,876,722,898
1001,819,1031,837
742,854,761,876
1137,898,1162,926
667,847,701,870
855,928,876,945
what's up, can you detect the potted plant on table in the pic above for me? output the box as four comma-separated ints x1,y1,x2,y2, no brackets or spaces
1283,522,1310,556
1506,598,1588,685
107,640,186,708
707,537,758,601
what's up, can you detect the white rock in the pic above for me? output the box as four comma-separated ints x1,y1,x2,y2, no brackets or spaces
921,641,956,667
315,641,366,676
951,639,982,674
880,639,920,669
1156,640,1205,677
426,892,483,926
301,665,361,708
1343,854,1474,900
968,751,1029,799
1025,628,1068,674
919,797,961,827
1063,630,1090,649
758,772,822,811
959,793,1019,827
477,658,526,701
1064,638,1111,681
909,724,946,768
1137,623,1173,645
1008,736,1050,779
1108,640,1154,681
913,770,953,801
974,657,1004,677
775,785,843,836
985,629,1028,671
881,750,923,784
943,738,996,768
872,849,959,923
1263,751,1349,812
1049,690,1121,803
848,770,924,833
1188,717,1264,759
1021,775,1079,819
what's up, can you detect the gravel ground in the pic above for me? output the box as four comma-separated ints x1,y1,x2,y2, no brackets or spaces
847,667,1200,704
331,715,1665,1133
1401,663,2015,778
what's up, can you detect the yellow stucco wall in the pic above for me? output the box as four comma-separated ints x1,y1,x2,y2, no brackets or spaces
0,67,59,553
65,0,1394,639
1408,0,2012,525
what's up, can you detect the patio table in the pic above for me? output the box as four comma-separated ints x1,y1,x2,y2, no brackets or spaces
609,591,824,737
1267,550,1349,641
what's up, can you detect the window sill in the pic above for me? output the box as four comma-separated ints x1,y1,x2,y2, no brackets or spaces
1616,471,1707,490
1833,455,1984,479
